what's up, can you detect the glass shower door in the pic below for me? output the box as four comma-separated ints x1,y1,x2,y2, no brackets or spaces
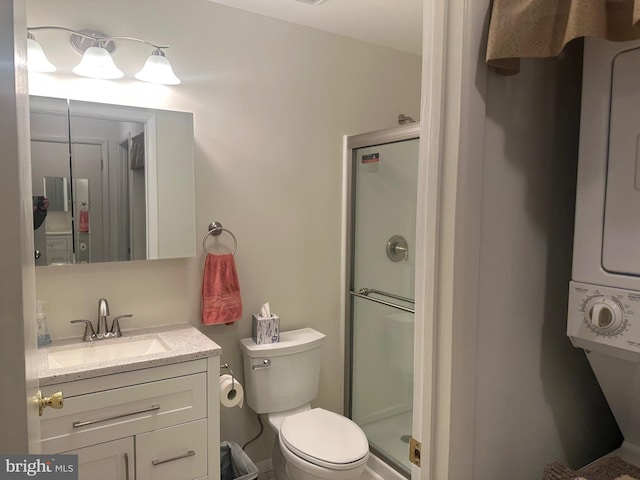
348,130,419,475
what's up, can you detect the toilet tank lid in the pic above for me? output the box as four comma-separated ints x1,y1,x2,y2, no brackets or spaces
240,328,326,358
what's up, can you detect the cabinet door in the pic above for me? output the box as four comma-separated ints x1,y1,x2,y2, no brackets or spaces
64,437,134,480
136,419,207,480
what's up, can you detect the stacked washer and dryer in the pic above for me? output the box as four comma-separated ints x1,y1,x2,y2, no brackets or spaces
568,37,640,465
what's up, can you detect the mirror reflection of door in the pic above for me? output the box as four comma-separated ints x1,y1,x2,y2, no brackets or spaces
69,115,143,264
31,139,71,266
121,131,146,261
69,142,104,263
72,178,90,263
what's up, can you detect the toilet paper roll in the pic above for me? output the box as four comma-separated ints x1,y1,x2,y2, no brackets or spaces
219,374,244,408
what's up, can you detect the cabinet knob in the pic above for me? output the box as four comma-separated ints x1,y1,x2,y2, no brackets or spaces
37,390,64,416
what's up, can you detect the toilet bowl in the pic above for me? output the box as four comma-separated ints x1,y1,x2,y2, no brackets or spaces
240,328,370,480
275,407,369,480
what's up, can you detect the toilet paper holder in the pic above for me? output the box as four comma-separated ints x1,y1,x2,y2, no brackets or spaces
220,363,236,392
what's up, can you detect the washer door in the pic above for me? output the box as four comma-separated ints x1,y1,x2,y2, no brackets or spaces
280,408,369,470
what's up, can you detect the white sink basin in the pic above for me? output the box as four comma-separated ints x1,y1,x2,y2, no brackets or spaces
48,336,169,369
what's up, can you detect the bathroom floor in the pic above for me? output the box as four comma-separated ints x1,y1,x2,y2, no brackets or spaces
360,411,413,472
261,464,390,480
259,471,274,480
261,466,387,480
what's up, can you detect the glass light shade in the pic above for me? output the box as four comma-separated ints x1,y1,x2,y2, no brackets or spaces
135,50,181,85
27,37,56,73
73,46,124,80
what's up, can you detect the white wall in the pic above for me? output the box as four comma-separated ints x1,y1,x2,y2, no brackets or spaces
472,46,622,478
0,0,41,454
26,0,421,463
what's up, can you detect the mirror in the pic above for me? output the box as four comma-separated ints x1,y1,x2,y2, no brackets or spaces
43,176,70,212
29,96,196,266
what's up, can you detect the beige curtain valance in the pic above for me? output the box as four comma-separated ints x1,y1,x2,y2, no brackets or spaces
486,0,640,75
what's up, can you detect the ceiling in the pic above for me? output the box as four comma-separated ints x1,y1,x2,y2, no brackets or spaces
206,0,422,55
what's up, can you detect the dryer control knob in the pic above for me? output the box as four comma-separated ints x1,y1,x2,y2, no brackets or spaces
584,296,625,335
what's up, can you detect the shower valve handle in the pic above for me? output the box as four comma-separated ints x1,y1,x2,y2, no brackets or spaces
386,235,409,262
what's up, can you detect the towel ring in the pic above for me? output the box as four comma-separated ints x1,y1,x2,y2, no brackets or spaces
202,221,238,255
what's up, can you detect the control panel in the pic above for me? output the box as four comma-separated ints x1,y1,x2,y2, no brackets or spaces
568,282,640,356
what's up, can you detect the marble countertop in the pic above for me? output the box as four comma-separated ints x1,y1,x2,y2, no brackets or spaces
39,323,222,386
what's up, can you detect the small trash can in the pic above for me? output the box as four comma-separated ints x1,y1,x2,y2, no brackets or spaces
220,441,259,480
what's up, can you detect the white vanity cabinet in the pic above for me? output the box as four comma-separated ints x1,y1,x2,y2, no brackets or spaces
45,234,73,264
39,357,220,480
65,438,134,480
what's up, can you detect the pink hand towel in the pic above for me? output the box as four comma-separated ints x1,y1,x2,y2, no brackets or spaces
79,210,89,233
202,253,242,325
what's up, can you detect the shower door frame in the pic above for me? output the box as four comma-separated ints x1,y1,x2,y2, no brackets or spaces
342,123,420,477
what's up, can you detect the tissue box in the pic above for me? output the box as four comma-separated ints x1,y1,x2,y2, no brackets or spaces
252,314,280,344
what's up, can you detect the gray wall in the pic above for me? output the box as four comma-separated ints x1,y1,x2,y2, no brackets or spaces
472,44,622,478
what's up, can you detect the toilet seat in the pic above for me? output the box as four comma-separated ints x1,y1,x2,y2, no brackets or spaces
279,408,369,470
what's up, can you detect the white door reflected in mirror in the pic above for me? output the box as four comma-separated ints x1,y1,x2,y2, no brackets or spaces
29,96,196,265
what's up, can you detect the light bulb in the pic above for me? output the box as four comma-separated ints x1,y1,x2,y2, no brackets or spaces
73,45,123,80
27,34,56,73
135,49,181,85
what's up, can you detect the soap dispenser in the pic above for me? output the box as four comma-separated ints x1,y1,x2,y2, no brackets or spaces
36,299,51,347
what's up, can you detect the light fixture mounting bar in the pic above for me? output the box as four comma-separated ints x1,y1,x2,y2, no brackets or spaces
27,26,169,50
69,29,116,55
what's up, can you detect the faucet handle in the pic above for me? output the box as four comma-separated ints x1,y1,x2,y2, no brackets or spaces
70,319,96,341
110,315,133,337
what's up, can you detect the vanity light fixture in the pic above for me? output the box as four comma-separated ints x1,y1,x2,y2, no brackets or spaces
27,26,181,85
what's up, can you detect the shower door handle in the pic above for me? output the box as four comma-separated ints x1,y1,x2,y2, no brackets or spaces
349,289,415,314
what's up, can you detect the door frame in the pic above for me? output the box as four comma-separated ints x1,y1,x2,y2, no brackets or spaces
0,0,42,453
414,0,490,479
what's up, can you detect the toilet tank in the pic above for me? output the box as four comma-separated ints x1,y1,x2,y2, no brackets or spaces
240,328,325,414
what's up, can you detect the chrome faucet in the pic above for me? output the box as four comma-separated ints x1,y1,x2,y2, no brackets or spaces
70,298,133,341
97,298,110,337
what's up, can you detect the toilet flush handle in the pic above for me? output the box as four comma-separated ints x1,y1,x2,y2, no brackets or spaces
252,359,271,370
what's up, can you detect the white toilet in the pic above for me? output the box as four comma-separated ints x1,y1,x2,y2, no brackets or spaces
240,328,370,480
